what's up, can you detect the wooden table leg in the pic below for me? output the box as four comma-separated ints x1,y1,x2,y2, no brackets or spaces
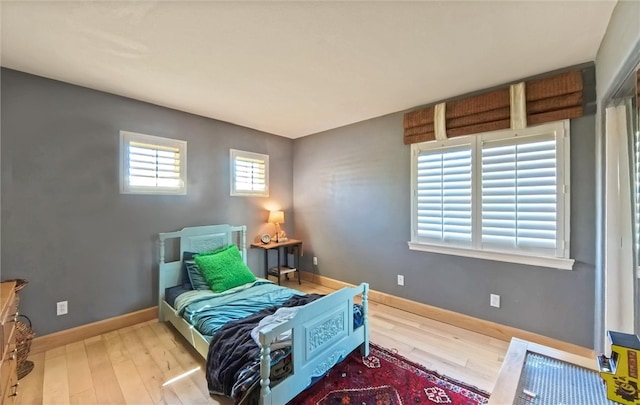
277,247,281,285
264,249,269,279
297,243,301,285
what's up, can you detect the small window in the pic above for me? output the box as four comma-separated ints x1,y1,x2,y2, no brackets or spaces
230,149,269,197
120,131,187,195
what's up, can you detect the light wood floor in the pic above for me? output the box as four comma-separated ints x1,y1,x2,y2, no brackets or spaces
17,280,509,405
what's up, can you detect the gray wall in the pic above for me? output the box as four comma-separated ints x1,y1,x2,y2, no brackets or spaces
1,68,294,336
0,66,600,347
293,111,596,348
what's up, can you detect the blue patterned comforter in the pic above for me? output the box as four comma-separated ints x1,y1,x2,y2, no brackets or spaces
174,280,303,339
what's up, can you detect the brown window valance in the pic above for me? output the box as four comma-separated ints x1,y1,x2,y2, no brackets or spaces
404,65,594,145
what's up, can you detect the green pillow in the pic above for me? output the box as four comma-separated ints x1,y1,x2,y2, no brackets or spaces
194,245,256,293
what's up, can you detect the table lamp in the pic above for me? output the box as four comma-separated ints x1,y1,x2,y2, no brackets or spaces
268,210,287,242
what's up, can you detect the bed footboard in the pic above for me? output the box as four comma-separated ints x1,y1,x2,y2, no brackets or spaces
257,282,369,405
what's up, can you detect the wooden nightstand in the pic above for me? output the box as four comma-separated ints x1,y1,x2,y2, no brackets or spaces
251,239,302,285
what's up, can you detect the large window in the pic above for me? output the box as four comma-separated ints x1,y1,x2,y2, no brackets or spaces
120,131,186,195
409,121,573,269
230,149,269,197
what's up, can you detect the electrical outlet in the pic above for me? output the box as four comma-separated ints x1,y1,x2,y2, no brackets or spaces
57,300,68,316
397,275,405,286
490,294,500,308
313,256,318,266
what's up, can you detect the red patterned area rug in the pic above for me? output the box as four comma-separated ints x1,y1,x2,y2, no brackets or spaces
288,343,490,405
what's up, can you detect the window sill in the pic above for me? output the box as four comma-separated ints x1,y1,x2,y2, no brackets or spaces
407,242,575,270
121,188,187,195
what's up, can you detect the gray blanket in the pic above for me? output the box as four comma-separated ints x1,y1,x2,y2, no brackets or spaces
206,294,324,403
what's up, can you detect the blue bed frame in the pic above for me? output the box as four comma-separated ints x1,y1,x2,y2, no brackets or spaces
158,224,369,405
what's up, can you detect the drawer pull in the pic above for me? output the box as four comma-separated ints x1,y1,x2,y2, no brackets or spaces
10,348,17,360
9,383,18,397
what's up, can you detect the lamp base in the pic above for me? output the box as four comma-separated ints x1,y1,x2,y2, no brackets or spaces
274,230,288,243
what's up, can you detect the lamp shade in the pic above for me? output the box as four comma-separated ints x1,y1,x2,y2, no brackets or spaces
268,210,284,224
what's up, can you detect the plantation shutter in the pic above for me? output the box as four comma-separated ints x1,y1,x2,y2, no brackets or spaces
234,154,266,193
481,134,557,254
416,146,472,245
128,141,182,190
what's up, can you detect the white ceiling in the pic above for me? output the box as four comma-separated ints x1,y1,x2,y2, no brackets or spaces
1,1,617,139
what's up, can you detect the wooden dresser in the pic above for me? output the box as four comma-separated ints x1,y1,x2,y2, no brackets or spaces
0,282,18,404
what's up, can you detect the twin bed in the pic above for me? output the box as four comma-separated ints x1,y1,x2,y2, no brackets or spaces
158,224,370,404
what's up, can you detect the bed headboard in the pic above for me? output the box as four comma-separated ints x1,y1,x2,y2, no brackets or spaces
157,224,247,306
